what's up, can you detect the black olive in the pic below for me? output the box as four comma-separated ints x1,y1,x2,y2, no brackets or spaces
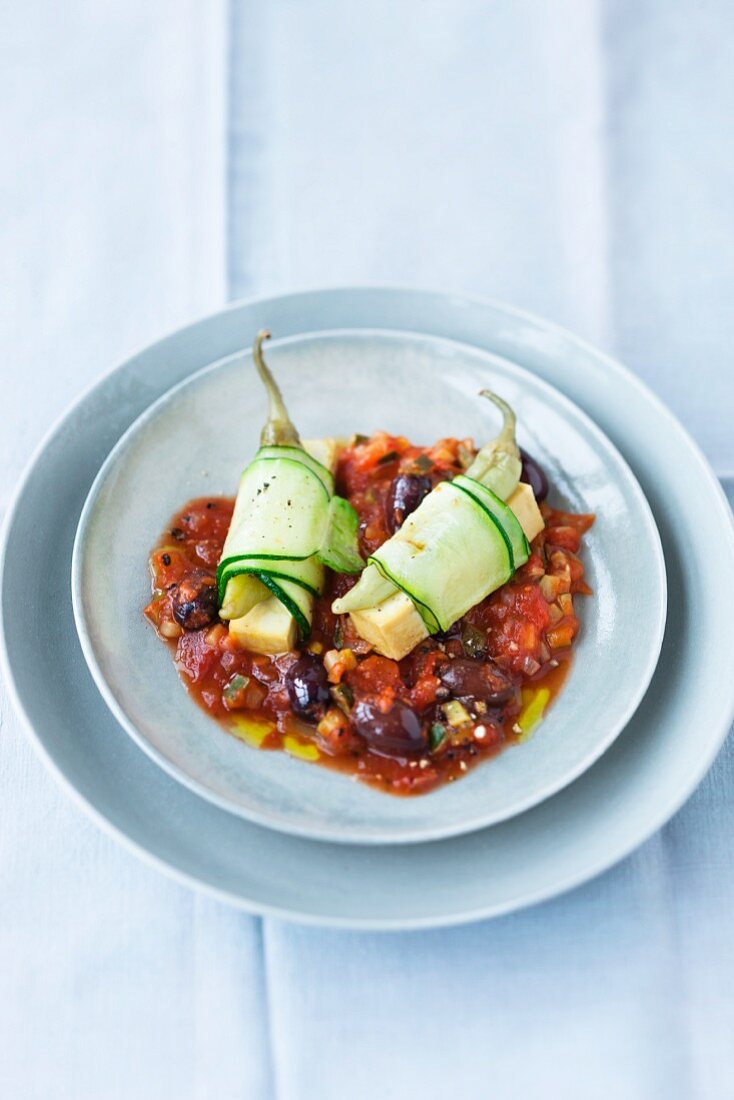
350,699,427,757
519,448,549,503
385,474,432,534
285,655,330,720
439,658,514,705
170,570,219,630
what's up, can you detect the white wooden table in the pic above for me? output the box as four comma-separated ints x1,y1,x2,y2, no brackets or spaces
2,3,733,1097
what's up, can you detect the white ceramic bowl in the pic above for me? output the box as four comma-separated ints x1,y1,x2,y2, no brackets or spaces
71,328,666,844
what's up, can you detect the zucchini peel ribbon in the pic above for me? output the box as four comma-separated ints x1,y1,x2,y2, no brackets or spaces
217,332,362,641
332,391,531,634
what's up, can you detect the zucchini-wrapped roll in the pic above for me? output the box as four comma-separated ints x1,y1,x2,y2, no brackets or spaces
218,332,362,654
332,393,545,660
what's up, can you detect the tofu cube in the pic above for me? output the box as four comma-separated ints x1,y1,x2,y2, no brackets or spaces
507,482,545,542
229,596,298,655
350,592,429,661
302,438,343,472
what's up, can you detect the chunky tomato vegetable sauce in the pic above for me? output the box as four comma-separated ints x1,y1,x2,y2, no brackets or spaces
145,433,594,794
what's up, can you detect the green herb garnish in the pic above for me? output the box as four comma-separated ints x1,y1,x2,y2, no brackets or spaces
429,722,446,751
330,682,354,715
223,673,250,708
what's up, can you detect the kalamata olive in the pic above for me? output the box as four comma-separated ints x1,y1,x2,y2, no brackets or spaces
170,570,219,629
519,448,549,503
285,655,330,719
386,474,432,533
439,658,514,705
350,699,427,756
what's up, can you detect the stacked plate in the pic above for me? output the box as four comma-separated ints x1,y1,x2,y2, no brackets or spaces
3,289,733,929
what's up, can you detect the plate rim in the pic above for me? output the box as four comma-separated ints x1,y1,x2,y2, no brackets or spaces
69,326,667,844
2,285,733,929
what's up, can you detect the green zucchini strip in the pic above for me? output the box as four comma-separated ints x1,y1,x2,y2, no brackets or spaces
366,558,444,635
335,480,513,632
332,390,526,633
318,496,364,575
218,332,362,641
451,477,530,567
330,562,396,613
451,475,530,565
255,446,334,495
218,562,322,606
256,574,314,639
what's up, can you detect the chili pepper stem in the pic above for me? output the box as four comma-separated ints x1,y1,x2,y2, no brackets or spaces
478,390,518,452
253,330,302,447
465,389,522,488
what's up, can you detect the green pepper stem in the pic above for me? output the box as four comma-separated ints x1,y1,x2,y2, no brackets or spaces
464,389,522,494
478,390,518,452
253,330,301,447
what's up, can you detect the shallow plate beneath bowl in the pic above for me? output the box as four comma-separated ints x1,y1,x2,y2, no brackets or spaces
3,289,733,927
71,329,665,844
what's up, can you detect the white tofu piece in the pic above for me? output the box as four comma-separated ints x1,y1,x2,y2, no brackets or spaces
350,592,429,661
507,481,545,542
302,437,343,471
229,596,298,655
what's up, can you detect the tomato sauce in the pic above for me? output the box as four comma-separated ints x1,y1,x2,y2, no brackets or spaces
145,433,594,795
